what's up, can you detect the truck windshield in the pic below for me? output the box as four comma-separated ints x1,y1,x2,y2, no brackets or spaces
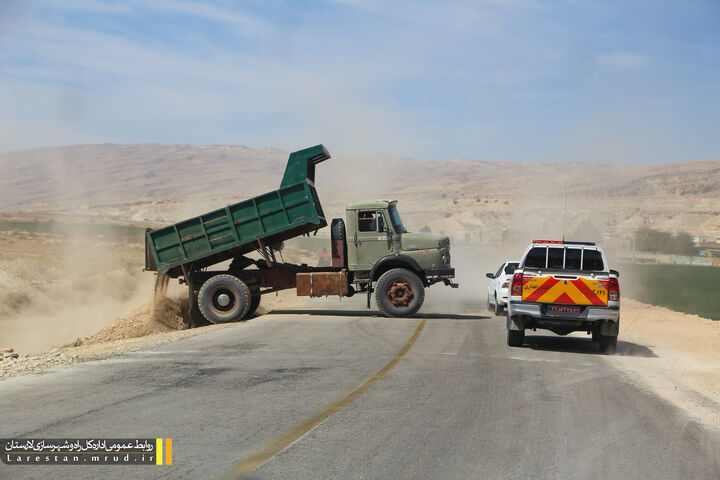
388,205,407,233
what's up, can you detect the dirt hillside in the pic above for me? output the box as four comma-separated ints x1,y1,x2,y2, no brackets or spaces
1,144,720,245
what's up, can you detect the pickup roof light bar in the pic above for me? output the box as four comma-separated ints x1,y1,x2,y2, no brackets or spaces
532,240,596,246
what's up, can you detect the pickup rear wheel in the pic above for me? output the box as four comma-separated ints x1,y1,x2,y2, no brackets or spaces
198,274,251,324
375,268,425,317
598,335,618,354
507,328,524,347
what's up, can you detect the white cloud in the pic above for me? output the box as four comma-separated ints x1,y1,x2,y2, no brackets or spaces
596,52,648,69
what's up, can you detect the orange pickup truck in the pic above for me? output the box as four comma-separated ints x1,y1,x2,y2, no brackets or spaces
506,240,620,354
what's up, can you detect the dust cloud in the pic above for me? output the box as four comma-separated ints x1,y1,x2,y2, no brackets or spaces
0,229,159,354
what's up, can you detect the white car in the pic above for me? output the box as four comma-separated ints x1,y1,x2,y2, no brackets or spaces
486,261,520,315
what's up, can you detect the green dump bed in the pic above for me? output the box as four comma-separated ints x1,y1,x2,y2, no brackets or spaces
145,145,330,274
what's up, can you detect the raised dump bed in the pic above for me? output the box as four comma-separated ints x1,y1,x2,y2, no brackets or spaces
145,145,329,276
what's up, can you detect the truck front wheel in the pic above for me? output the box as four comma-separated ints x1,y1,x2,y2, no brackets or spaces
198,274,251,324
375,268,425,318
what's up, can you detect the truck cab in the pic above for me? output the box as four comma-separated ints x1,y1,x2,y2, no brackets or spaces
344,201,451,274
329,200,456,317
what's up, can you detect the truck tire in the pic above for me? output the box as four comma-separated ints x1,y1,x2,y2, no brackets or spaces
375,268,425,317
507,327,524,347
494,294,503,316
245,291,261,318
598,335,617,354
197,274,251,324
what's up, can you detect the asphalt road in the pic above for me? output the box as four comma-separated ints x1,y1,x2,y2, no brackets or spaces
2,300,719,480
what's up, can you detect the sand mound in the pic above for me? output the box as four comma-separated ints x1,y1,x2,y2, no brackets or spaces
74,298,187,346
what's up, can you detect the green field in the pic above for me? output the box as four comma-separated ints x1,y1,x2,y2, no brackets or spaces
618,263,720,320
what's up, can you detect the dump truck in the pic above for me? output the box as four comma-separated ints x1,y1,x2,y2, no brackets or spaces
145,145,457,325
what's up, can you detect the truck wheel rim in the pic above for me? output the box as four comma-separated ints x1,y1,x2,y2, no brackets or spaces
387,280,414,308
210,287,236,313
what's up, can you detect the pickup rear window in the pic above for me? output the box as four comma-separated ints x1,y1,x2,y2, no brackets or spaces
525,247,546,268
523,246,605,271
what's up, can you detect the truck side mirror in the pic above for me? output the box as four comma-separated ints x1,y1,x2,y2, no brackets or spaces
486,273,494,279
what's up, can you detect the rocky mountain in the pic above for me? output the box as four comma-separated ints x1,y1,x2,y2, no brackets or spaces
1,144,719,244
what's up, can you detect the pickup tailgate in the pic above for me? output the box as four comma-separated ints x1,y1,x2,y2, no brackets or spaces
522,274,608,306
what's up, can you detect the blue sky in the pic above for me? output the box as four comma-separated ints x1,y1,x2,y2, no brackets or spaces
1,0,719,163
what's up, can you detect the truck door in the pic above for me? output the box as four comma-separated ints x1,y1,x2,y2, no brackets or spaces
354,210,393,269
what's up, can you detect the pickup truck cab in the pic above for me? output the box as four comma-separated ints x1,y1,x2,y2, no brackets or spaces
506,240,620,354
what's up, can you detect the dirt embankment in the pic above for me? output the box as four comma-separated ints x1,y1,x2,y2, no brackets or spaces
612,299,720,429
0,289,305,380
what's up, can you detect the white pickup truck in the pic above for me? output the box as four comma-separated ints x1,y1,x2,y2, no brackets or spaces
506,240,620,354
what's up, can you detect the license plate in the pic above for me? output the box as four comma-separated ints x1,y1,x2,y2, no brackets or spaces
548,305,581,314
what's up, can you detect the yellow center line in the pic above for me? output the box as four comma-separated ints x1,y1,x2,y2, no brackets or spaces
218,318,427,479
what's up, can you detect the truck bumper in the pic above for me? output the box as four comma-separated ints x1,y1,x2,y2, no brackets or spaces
508,301,619,333
425,268,458,287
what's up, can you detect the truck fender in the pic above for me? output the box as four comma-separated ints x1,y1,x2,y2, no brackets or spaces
366,254,424,308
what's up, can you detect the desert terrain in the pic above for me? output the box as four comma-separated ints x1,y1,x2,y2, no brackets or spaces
0,143,718,431
1,143,720,245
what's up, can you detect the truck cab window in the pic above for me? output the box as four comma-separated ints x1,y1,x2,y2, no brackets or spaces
388,204,407,233
565,248,581,270
582,250,604,271
359,211,386,232
548,247,564,269
376,211,386,232
524,247,546,268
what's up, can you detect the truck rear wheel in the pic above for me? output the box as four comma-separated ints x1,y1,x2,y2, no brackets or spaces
245,291,261,318
198,274,251,324
375,268,425,317
598,335,617,354
507,328,524,347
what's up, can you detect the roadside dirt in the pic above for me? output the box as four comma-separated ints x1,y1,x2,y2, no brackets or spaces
612,299,720,429
0,289,305,380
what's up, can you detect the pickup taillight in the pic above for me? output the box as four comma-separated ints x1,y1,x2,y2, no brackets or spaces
608,277,619,301
511,272,523,296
